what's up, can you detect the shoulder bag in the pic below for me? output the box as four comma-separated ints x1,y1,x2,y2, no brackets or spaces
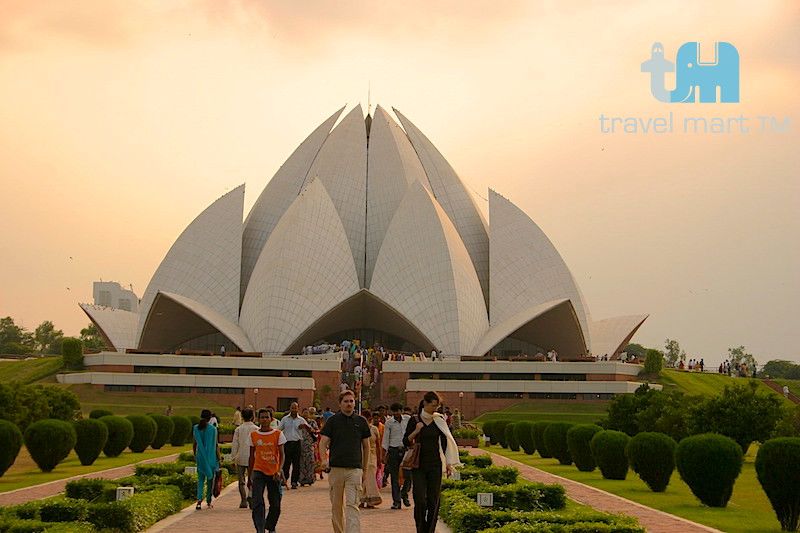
400,443,420,470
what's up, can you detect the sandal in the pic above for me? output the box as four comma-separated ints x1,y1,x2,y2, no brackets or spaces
195,502,202,510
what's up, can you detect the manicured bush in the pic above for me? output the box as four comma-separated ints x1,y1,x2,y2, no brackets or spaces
675,433,743,507
515,421,536,455
495,420,513,449
755,437,800,531
453,427,482,439
0,419,23,477
87,485,182,532
66,478,114,502
626,432,677,492
543,422,574,465
482,421,497,444
567,424,603,472
441,479,566,511
147,414,174,450
590,430,630,480
62,337,84,370
99,415,134,458
134,462,191,477
126,414,156,453
532,421,552,458
178,451,194,462
89,409,113,419
24,419,77,472
39,499,88,522
169,415,191,446
505,423,520,452
457,465,519,485
188,415,201,443
9,500,43,519
73,418,109,466
459,452,493,468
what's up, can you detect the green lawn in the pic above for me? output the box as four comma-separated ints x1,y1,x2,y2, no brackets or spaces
657,369,779,398
485,444,783,533
0,356,64,385
1,444,192,493
472,402,608,425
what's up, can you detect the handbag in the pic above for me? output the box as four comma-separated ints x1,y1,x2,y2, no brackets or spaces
400,443,420,470
212,469,223,498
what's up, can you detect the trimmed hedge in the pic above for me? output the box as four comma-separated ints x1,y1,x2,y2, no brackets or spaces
543,422,574,465
755,437,800,531
482,421,497,444
567,424,603,472
126,415,156,453
89,409,113,420
66,478,115,503
505,423,520,452
440,490,644,533
475,521,645,533
188,416,201,443
676,433,743,507
86,485,182,532
24,419,77,472
590,430,630,480
147,414,174,450
458,452,493,468
457,465,519,485
515,421,536,455
99,416,134,458
73,419,109,466
495,420,514,449
62,337,84,370
39,500,88,523
441,479,566,511
0,419,23,477
532,421,552,458
169,415,191,446
134,462,191,477
626,432,677,492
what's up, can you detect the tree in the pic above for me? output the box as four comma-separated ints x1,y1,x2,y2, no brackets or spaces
79,323,107,352
0,317,34,354
34,321,64,354
762,360,800,380
624,343,646,360
601,384,657,436
643,349,664,374
664,339,686,366
728,346,757,370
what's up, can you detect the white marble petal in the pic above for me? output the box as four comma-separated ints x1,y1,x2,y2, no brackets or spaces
79,304,138,352
590,315,649,359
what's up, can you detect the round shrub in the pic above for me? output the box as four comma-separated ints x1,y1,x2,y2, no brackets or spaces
482,421,497,445
626,431,677,492
170,415,192,446
24,419,77,472
0,419,23,477
755,437,800,531
532,421,552,458
494,420,513,449
99,415,134,457
127,414,157,452
590,430,630,480
676,433,743,507
89,409,113,419
515,421,536,455
567,424,603,472
543,422,574,465
73,418,109,466
505,423,520,452
148,414,174,449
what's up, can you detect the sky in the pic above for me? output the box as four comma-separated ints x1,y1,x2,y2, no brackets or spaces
0,1,797,366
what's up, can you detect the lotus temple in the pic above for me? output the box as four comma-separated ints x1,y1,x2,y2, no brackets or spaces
61,105,653,416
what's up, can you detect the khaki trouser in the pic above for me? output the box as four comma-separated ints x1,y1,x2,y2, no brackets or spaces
328,467,363,533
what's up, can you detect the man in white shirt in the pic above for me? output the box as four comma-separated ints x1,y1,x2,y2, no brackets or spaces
278,402,309,489
230,408,259,508
381,402,412,509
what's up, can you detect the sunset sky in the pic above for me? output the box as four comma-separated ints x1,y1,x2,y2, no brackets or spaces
1,1,797,365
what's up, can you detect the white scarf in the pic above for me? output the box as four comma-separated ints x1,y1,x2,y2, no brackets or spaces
420,410,462,472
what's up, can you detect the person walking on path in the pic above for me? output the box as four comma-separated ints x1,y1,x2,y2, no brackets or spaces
193,409,221,510
233,406,244,426
278,402,310,489
231,407,258,508
359,409,382,508
404,391,461,533
248,409,286,533
299,407,319,486
382,402,412,509
320,389,371,533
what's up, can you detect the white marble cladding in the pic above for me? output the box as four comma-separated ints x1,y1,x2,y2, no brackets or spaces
83,352,341,372
405,379,661,393
57,372,315,390
383,360,644,378
79,305,138,352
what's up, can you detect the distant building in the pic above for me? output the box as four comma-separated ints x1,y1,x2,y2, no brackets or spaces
92,281,139,313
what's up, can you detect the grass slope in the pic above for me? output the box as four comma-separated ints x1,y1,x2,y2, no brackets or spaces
0,356,64,384
771,378,800,398
472,402,608,425
487,444,783,533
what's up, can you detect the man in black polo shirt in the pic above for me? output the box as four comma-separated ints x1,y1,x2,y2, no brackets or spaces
320,389,370,533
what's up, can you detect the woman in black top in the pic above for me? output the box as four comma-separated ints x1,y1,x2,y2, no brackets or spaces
403,391,461,533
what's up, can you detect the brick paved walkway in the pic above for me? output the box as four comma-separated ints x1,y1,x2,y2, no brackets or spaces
0,453,181,507
471,449,723,533
148,474,452,533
